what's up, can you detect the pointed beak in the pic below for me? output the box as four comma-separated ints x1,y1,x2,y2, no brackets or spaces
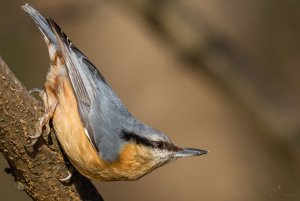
174,148,208,158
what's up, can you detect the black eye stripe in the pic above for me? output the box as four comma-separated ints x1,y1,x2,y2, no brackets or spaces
122,131,153,148
121,131,179,151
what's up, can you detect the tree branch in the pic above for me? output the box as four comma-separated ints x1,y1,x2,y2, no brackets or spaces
0,56,103,201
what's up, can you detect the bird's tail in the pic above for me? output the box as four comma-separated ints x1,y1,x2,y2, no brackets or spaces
22,4,57,47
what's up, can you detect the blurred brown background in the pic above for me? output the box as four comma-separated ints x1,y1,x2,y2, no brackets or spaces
0,0,299,201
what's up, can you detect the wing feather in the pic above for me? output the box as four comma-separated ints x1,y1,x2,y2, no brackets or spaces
24,5,129,162
49,18,133,162
48,18,102,150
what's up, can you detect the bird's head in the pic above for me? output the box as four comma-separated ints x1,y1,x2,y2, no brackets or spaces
111,127,207,180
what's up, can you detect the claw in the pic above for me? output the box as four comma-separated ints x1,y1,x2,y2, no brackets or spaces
59,166,74,183
29,88,44,95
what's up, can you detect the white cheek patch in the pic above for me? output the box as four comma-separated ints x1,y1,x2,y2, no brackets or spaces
153,149,172,165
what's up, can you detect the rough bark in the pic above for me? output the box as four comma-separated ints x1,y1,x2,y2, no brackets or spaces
0,56,103,201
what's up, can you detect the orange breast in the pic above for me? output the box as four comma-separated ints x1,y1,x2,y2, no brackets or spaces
45,59,107,179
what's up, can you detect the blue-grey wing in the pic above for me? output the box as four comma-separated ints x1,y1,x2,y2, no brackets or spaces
49,19,127,161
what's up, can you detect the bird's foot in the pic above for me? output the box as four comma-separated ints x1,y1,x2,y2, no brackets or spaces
26,88,57,148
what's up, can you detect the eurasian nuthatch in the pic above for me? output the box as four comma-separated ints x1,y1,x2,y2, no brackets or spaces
22,4,207,181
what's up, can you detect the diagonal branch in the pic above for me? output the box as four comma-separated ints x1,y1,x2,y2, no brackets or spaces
0,56,103,201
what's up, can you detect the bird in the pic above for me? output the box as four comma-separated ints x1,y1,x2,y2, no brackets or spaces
22,4,207,181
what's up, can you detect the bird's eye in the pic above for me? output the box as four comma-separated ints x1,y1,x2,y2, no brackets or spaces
154,141,165,149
